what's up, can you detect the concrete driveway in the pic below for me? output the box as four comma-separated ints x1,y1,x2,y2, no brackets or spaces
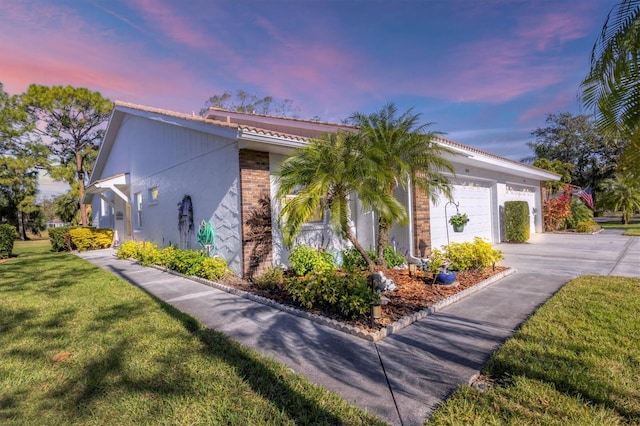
78,230,639,426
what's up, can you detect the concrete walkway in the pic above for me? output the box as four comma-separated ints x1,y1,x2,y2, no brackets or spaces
77,231,639,426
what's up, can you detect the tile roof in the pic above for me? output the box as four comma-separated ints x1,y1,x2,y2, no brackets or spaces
115,101,558,178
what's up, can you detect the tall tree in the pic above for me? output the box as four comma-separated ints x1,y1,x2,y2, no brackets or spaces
22,85,113,225
0,83,46,239
581,0,640,174
524,112,624,190
275,131,403,271
348,103,454,267
597,173,640,223
200,89,298,117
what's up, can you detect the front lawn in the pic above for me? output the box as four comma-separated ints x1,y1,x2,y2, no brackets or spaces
600,221,640,236
0,241,385,425
427,275,640,424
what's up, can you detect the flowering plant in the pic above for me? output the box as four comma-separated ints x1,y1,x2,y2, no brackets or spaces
449,213,469,226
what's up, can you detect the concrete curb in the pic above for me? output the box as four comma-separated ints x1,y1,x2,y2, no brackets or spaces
146,262,517,342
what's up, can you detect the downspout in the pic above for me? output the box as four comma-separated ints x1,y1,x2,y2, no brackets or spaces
406,177,427,267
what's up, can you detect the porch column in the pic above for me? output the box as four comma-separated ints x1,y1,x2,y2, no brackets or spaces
413,183,432,258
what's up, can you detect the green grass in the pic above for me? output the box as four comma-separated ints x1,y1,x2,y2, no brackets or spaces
599,222,640,236
427,275,640,425
1,241,386,425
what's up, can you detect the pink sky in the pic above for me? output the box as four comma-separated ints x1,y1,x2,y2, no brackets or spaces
0,0,616,187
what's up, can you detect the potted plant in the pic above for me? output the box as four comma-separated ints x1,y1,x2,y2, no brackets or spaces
449,212,469,232
427,251,457,285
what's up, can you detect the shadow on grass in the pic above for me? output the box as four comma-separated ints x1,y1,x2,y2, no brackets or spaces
157,301,355,425
486,339,640,422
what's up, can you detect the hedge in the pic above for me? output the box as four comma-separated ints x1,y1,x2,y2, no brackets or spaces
0,224,16,259
49,226,113,252
504,201,530,243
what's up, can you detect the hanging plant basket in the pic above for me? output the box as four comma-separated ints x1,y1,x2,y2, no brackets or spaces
449,212,469,233
452,224,465,233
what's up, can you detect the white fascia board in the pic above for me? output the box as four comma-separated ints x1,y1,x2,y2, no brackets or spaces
238,129,308,151
443,149,560,181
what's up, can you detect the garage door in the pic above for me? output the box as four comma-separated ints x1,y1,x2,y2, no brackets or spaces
430,180,493,249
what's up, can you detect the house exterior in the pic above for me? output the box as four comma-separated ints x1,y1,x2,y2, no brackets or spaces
85,101,559,277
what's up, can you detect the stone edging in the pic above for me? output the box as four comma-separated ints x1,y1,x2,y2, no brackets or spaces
147,263,516,342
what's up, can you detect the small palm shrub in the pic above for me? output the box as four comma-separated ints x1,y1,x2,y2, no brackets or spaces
288,245,335,276
285,271,379,319
566,200,595,230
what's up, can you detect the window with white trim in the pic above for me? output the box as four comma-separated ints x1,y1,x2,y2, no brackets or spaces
134,192,143,228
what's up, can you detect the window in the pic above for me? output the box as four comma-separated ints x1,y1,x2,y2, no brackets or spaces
135,192,143,228
282,186,324,223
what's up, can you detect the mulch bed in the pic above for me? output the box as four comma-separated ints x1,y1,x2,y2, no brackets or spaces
221,266,508,332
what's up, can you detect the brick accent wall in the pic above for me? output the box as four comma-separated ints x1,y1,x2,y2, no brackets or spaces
239,149,273,278
413,184,432,258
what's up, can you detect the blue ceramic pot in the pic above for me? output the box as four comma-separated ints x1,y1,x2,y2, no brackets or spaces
436,272,457,285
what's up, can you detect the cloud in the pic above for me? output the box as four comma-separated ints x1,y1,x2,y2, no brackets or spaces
518,91,578,124
0,2,212,112
379,4,595,104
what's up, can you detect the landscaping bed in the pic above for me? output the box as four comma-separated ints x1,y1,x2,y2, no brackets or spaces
219,265,509,333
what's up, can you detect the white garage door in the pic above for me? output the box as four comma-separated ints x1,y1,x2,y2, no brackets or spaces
430,180,493,249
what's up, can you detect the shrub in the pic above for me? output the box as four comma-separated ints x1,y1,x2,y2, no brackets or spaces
285,271,379,319
543,192,572,231
566,199,594,230
504,201,530,242
383,246,406,268
116,240,140,259
115,241,231,279
341,247,375,272
0,224,16,259
49,225,80,251
434,237,504,271
340,246,405,271
200,257,230,281
252,266,286,290
288,245,335,276
156,245,178,268
575,220,601,233
67,227,114,251
169,249,207,276
137,241,161,266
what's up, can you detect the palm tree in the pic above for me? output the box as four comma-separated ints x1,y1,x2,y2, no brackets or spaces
349,103,454,267
274,131,403,271
581,0,640,172
597,174,640,224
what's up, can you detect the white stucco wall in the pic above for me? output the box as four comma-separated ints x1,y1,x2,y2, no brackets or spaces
92,115,243,274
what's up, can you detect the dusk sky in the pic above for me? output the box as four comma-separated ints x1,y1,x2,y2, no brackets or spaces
0,0,617,197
